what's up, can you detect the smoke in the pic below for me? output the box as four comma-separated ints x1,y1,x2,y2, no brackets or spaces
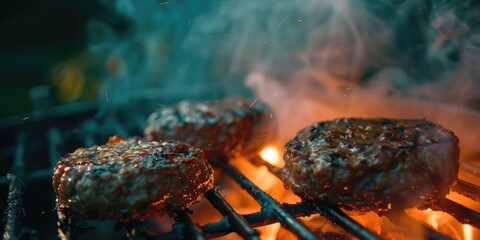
87,0,228,102
87,0,480,150
87,0,480,99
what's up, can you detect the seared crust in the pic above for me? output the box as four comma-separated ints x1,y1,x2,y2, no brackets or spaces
283,118,459,212
144,98,272,159
52,135,214,221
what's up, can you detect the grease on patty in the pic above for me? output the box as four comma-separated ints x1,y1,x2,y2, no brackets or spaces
53,135,214,221
282,118,459,212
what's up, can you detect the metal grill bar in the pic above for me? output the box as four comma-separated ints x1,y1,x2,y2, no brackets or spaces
2,174,25,240
200,199,320,238
172,210,206,240
433,198,480,228
311,200,379,240
453,180,480,202
262,160,379,240
204,189,260,240
2,132,26,240
218,160,320,240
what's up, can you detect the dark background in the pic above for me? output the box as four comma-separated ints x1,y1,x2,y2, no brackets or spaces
0,0,124,119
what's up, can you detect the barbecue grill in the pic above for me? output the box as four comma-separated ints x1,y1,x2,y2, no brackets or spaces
1,97,479,240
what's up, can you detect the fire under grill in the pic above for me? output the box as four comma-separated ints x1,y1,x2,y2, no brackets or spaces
1,100,480,240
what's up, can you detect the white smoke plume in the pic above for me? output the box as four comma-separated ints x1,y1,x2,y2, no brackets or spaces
88,0,480,152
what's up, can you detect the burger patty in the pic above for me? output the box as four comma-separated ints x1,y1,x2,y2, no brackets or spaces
52,135,214,221
282,118,459,212
144,98,272,160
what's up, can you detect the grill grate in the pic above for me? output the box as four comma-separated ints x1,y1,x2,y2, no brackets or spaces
432,199,480,227
1,101,480,239
3,174,25,240
204,188,260,240
217,159,322,240
2,132,26,240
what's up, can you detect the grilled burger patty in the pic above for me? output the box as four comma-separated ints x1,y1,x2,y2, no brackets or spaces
144,98,272,159
52,135,214,221
283,118,459,212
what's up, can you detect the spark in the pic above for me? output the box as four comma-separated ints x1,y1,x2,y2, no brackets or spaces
277,18,286,30
273,91,278,97
269,113,273,118
159,1,170,5
249,98,258,108
297,19,303,23
22,117,30,121
105,91,109,103
187,18,192,26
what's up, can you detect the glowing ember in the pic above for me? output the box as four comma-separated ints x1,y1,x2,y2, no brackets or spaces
260,223,281,240
260,145,283,167
426,210,441,229
464,224,473,240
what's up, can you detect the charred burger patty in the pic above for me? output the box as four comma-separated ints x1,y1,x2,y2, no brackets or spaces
52,135,214,221
144,98,272,159
282,118,459,212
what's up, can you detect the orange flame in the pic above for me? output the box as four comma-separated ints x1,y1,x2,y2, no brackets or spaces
425,209,441,230
463,224,473,240
260,145,283,167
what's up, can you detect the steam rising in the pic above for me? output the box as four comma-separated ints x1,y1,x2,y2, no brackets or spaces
88,0,480,150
